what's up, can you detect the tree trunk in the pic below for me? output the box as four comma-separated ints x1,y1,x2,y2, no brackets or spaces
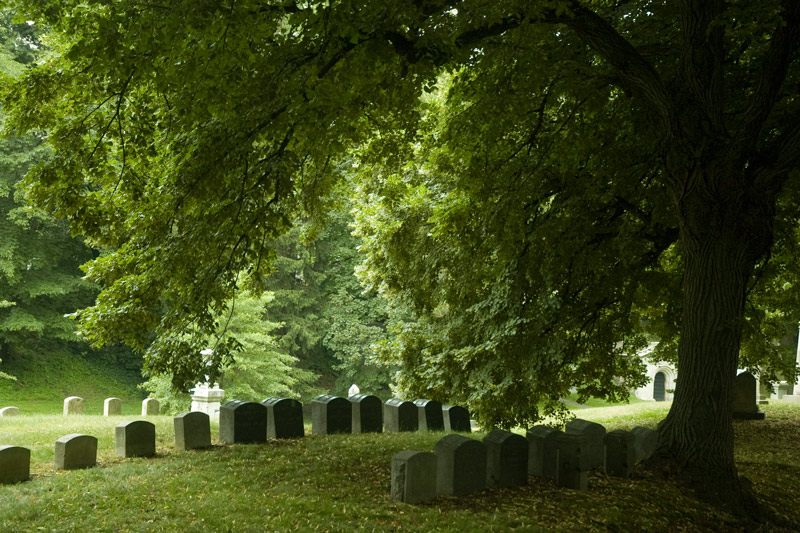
653,169,773,519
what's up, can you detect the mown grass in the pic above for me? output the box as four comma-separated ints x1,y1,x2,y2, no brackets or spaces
1,401,799,532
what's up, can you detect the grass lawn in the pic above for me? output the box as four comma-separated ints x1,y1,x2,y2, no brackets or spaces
1,401,799,531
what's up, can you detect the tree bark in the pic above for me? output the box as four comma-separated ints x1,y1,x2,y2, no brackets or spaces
653,167,774,519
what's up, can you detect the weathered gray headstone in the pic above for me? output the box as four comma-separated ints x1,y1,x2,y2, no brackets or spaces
604,429,635,478
349,394,383,434
414,399,444,431
384,398,418,432
104,397,122,416
0,406,19,417
262,397,305,439
631,426,659,463
63,396,83,416
556,433,590,491
115,420,156,458
54,434,97,470
733,371,765,420
484,429,528,488
526,425,562,479
435,434,487,496
219,400,267,444
391,450,437,504
0,445,30,484
311,395,352,435
142,398,160,416
442,405,471,433
174,411,212,450
565,418,606,469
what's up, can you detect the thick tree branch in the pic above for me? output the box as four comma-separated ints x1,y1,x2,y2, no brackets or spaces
734,1,800,157
560,3,676,134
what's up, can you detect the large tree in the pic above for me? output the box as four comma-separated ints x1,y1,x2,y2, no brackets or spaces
4,0,800,518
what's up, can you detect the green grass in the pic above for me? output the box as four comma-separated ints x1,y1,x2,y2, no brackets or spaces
0,349,145,415
1,401,799,531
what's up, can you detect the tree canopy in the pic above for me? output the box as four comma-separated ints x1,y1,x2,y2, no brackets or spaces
4,0,800,517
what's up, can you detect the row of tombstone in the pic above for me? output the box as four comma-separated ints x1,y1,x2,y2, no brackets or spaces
0,412,213,484
219,395,471,444
392,419,660,504
1,395,471,484
58,397,160,416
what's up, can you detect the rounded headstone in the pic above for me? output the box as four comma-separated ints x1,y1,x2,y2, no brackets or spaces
219,400,267,444
384,398,418,432
484,429,528,488
104,398,122,416
54,434,97,470
414,399,444,431
442,405,471,433
262,397,305,439
115,420,156,458
435,434,487,496
0,445,30,484
349,394,383,434
311,395,352,435
63,396,83,416
142,398,160,416
0,406,19,417
174,411,212,450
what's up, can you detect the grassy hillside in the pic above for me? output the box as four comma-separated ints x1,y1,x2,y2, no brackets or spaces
0,401,798,531
0,347,144,415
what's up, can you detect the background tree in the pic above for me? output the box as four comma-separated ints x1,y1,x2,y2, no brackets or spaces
5,0,800,518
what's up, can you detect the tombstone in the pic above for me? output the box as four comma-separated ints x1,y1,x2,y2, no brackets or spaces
391,450,438,504
349,394,383,434
191,382,225,420
565,418,606,469
262,397,305,439
219,400,268,444
63,396,83,416
104,398,122,416
435,434,487,496
733,371,766,420
115,420,156,458
384,398,418,432
142,398,160,416
604,429,635,478
414,399,444,432
0,445,30,484
174,411,212,451
442,405,471,433
484,429,528,488
348,384,360,397
556,433,590,491
0,406,19,417
311,395,352,435
526,426,562,479
631,426,659,463
54,434,97,470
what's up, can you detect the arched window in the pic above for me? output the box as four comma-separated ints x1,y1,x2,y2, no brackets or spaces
654,372,666,401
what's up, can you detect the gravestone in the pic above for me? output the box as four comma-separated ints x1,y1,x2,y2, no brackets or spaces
115,420,156,458
442,405,471,433
565,418,606,469
348,384,360,397
631,426,659,463
0,406,19,417
219,400,268,444
414,399,444,431
384,398,418,432
556,433,590,491
54,434,97,470
311,395,351,435
435,434,487,496
104,398,122,416
0,445,30,484
262,397,305,439
484,429,528,488
63,396,83,416
391,450,438,504
733,372,766,420
526,425,562,479
604,429,635,478
142,398,160,416
349,394,383,434
174,411,212,450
